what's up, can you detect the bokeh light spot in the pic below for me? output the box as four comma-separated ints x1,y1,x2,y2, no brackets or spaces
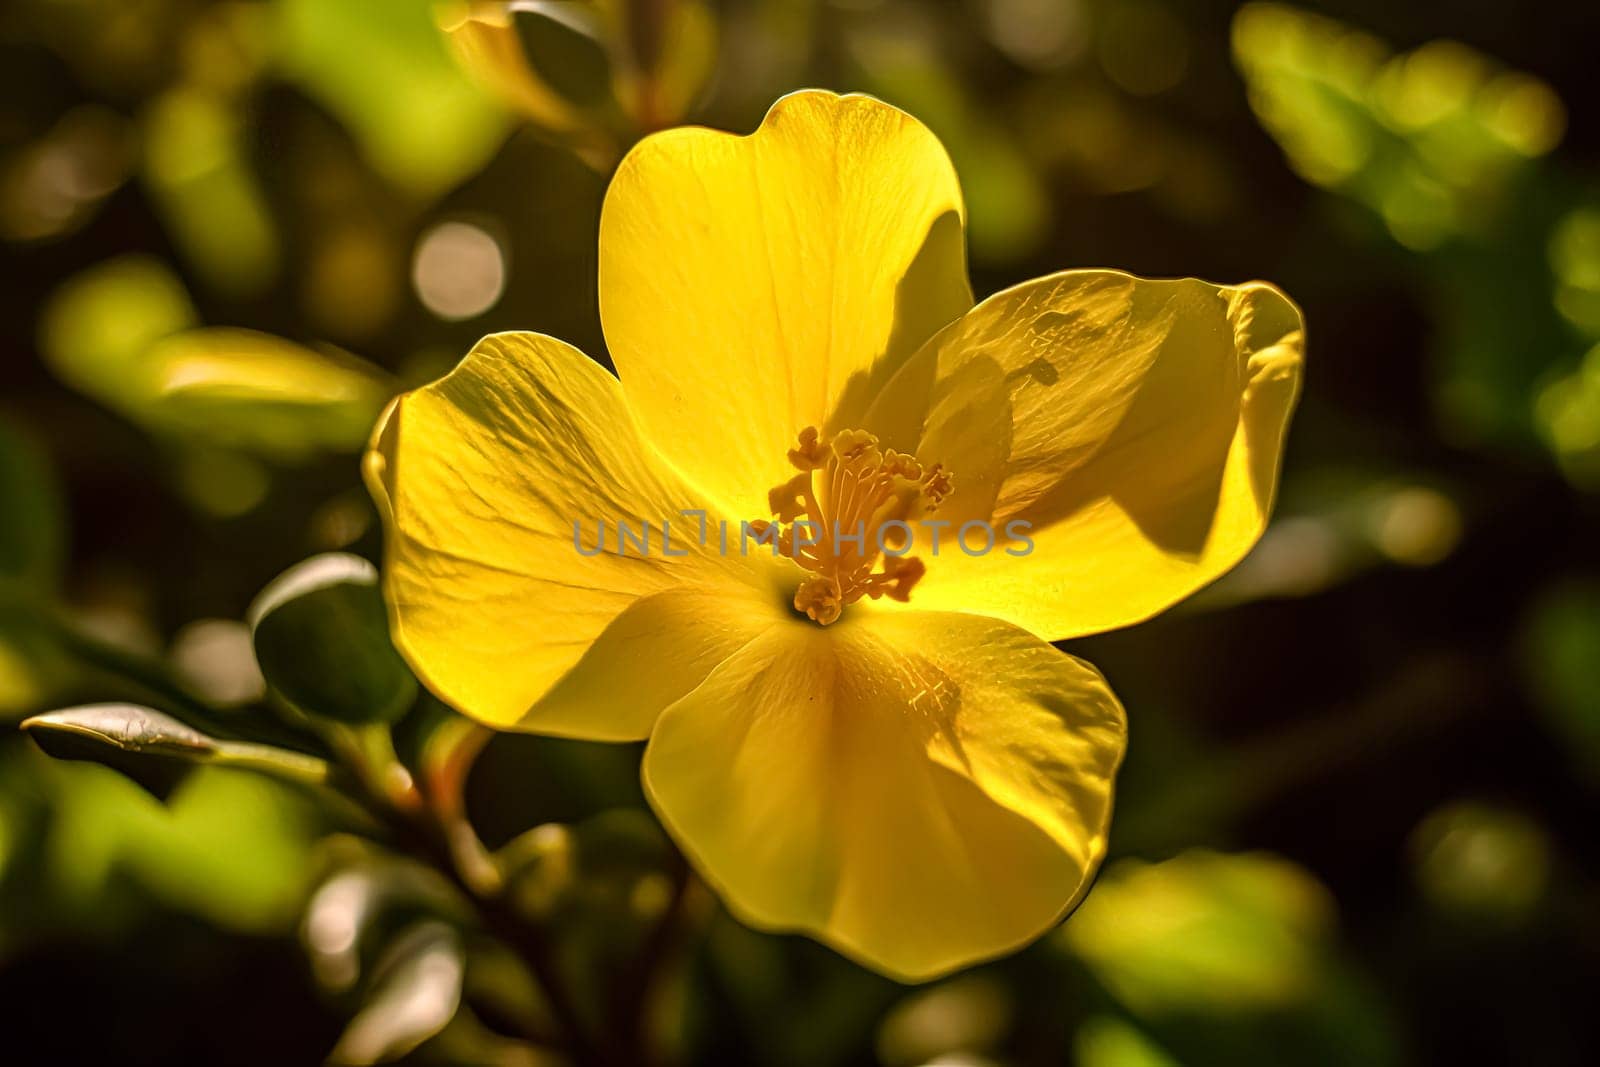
1411,802,1550,925
981,0,1087,70
171,619,266,708
411,220,507,321
1370,486,1462,566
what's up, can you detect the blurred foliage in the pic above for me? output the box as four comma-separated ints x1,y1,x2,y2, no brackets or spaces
41,256,392,461
1059,851,1396,1066
1409,801,1551,926
440,0,718,165
1063,851,1337,1016
1233,2,1597,464
0,748,317,951
3,0,1600,1064
1521,580,1600,781
1233,4,1565,250
276,0,510,198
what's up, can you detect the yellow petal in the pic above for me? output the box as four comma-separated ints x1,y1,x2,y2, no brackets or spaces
599,89,972,517
366,331,781,732
642,610,1126,980
526,586,776,740
868,271,1304,640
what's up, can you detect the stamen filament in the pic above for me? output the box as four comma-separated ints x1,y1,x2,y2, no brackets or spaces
754,427,952,625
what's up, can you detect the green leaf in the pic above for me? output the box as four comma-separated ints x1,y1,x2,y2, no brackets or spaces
136,328,393,461
275,0,509,198
1232,4,1565,250
1074,1017,1182,1067
0,610,67,717
3,751,320,936
250,553,418,724
24,703,331,780
143,85,280,297
21,703,333,796
0,423,65,596
1061,850,1335,1015
1060,849,1401,1065
25,703,216,761
512,1,616,110
1521,579,1600,776
41,259,391,461
39,254,197,411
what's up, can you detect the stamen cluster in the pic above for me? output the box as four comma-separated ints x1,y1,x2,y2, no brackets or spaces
753,426,952,625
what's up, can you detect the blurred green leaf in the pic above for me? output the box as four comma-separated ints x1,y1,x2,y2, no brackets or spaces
137,328,393,460
1197,472,1464,608
1062,850,1335,1016
142,85,280,297
512,1,616,110
41,260,392,461
39,254,197,407
1061,851,1398,1065
0,613,66,717
0,376,67,716
275,0,510,198
250,554,417,724
1232,4,1564,250
1075,1016,1182,1067
1409,801,1551,924
1535,342,1600,490
127,765,321,932
1550,207,1600,338
1234,4,1583,454
6,751,319,935
1522,580,1600,776
0,418,64,598
329,920,465,1065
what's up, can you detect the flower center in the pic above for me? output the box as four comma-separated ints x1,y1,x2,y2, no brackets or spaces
752,427,952,626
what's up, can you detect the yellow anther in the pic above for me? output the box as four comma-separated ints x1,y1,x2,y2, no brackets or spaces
832,428,879,464
754,428,953,626
888,452,922,480
767,472,811,523
794,576,844,625
787,426,828,470
870,555,925,602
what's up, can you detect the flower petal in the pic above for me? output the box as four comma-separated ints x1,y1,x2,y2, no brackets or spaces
526,586,778,740
366,332,781,733
642,610,1126,980
867,271,1304,640
598,89,972,517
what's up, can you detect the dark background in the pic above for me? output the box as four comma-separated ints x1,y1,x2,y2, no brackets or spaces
3,1,1600,1063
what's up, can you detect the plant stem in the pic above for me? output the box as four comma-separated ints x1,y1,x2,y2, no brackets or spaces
335,724,618,1066
612,845,694,1067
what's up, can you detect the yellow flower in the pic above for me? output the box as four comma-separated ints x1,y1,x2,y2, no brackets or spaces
365,91,1304,980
